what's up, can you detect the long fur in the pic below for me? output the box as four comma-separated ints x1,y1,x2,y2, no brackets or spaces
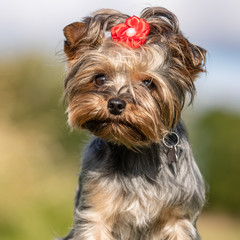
60,6,206,240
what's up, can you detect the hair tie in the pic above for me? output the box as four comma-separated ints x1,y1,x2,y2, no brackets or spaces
111,16,150,48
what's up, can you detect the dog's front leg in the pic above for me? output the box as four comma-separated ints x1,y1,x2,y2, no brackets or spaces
72,209,114,240
150,217,200,240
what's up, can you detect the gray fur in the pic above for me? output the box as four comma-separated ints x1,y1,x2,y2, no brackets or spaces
61,122,205,240
61,6,207,239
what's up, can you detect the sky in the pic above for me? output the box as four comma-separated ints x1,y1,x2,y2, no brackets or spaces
1,0,240,112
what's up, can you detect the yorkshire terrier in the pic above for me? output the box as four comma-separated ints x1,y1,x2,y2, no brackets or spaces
61,6,206,240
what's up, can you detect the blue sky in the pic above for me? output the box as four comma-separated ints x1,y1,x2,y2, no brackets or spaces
1,0,240,112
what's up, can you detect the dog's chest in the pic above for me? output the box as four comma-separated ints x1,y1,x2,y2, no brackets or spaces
119,176,162,226
85,172,162,226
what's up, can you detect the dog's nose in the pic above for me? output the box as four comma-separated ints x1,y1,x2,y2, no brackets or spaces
107,98,126,115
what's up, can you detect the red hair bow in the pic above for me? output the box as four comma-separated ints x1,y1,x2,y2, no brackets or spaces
111,16,150,48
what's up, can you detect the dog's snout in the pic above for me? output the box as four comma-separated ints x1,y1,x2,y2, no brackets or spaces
107,98,126,115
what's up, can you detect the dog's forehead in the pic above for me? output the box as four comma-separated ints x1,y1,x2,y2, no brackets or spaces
98,40,165,73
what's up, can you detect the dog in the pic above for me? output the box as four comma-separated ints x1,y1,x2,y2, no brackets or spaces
61,6,206,240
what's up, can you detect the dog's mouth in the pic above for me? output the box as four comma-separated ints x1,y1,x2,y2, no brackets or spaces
83,119,148,143
83,120,109,131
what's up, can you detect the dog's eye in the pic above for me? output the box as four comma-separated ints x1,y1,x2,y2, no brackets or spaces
94,74,106,86
142,79,155,89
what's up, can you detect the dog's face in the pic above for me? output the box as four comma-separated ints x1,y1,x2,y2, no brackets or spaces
63,7,206,148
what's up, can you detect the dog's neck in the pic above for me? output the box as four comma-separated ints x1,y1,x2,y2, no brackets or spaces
107,142,162,181
82,121,186,181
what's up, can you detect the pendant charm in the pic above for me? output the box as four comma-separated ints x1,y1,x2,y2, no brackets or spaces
167,146,178,164
163,132,179,165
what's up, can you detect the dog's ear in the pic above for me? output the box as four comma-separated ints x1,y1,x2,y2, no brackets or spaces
170,35,206,79
141,7,206,80
63,10,128,66
63,22,87,61
63,21,103,65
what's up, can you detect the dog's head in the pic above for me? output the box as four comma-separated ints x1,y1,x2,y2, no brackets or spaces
63,7,206,148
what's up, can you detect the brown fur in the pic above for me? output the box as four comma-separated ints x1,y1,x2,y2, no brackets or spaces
72,172,199,240
63,7,205,149
61,6,206,240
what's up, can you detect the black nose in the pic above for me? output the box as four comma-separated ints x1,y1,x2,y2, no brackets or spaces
107,98,126,115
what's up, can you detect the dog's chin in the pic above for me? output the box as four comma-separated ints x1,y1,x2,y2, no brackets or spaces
83,119,150,148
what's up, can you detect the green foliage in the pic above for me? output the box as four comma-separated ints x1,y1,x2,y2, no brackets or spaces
192,110,240,214
1,55,89,158
0,55,88,240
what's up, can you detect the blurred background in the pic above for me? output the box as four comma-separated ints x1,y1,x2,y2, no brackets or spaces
0,0,240,239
